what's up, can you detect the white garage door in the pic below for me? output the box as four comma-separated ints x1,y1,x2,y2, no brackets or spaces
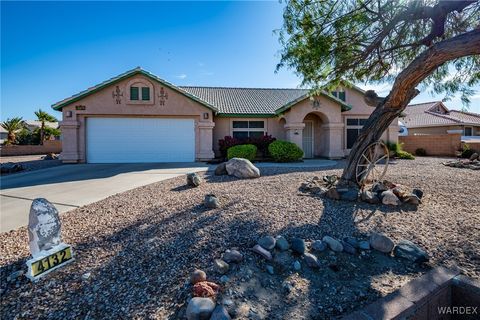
86,117,195,163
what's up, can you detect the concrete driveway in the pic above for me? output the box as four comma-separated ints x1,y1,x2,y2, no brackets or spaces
0,163,211,232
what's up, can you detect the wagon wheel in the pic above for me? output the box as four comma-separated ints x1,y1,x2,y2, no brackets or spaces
355,141,389,186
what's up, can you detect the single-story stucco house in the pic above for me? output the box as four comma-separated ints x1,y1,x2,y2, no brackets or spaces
402,101,480,138
52,67,398,163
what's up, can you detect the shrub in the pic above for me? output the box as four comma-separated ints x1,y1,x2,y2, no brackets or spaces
460,144,476,158
219,135,276,159
415,148,427,156
227,144,257,161
385,141,402,154
396,150,415,160
268,140,304,162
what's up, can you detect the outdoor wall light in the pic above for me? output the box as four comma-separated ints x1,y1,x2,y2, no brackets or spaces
203,113,209,119
294,130,299,135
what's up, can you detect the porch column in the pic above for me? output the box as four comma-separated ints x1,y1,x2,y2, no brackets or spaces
197,121,215,161
284,122,305,149
387,123,399,143
59,120,80,163
323,122,345,159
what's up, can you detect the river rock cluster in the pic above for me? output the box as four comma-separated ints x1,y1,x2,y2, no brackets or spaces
442,153,480,170
184,232,428,319
301,175,423,206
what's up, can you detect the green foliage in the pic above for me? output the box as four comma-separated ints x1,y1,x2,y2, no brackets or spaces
396,150,415,160
34,109,57,123
227,144,257,161
278,0,480,107
460,144,476,159
16,128,40,145
415,148,427,156
385,141,402,154
268,140,304,162
1,117,25,145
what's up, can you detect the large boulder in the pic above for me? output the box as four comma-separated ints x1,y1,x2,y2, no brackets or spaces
28,198,62,257
225,158,260,179
381,190,400,206
186,297,215,320
369,233,395,253
393,240,429,263
214,163,228,176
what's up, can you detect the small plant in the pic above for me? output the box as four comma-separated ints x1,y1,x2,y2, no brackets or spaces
396,150,415,160
415,148,427,156
268,140,304,162
460,144,475,159
219,135,276,159
227,144,257,161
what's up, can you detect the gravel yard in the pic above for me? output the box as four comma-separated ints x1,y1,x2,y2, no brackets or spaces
0,155,62,174
1,157,479,319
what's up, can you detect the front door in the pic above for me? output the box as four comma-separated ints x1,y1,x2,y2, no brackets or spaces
302,121,314,158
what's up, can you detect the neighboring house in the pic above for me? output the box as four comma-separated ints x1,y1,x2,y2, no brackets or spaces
24,120,59,132
0,127,7,145
402,101,480,140
51,67,398,163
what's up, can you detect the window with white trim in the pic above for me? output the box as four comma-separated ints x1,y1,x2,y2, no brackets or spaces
232,121,265,139
332,89,346,102
464,127,473,136
346,118,368,149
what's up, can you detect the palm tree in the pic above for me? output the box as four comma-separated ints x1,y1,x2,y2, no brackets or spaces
1,117,25,145
34,109,57,145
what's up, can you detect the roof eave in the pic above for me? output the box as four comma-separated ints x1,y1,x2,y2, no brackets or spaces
275,92,351,115
216,113,276,118
51,69,218,113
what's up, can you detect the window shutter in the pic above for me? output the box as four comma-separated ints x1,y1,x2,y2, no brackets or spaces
141,87,150,101
130,87,139,100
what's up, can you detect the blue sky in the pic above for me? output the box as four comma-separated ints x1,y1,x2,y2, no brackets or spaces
1,1,479,120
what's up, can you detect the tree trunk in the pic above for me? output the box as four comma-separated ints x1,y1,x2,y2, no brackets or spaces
40,122,45,145
341,28,480,184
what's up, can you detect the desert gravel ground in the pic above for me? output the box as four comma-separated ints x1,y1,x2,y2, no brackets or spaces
0,155,62,174
1,157,479,319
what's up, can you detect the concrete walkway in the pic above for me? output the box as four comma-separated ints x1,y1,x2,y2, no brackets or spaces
0,163,211,232
256,159,337,168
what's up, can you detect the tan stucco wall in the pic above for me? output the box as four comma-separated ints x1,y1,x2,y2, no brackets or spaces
59,74,215,163
408,125,480,136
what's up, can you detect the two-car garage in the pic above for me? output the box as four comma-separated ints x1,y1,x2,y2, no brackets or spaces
86,118,195,163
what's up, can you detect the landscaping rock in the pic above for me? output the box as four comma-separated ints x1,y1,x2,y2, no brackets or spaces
291,238,306,255
293,260,301,271
311,240,327,252
412,188,424,199
361,190,380,204
43,153,58,160
252,244,272,261
28,198,62,256
372,182,388,193
219,275,229,283
343,237,359,248
358,241,371,250
210,305,231,320
266,265,274,275
186,297,215,320
187,173,202,187
275,236,290,251
341,240,356,255
322,236,343,252
403,194,421,205
258,235,276,250
470,152,479,161
381,190,400,206
0,162,24,174
225,158,260,179
204,194,220,209
303,253,320,268
392,185,408,199
214,163,228,176
369,233,395,253
193,281,220,298
325,188,340,200
213,259,229,275
393,240,429,263
223,249,243,263
191,269,207,284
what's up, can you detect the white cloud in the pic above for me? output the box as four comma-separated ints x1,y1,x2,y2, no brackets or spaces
175,74,187,79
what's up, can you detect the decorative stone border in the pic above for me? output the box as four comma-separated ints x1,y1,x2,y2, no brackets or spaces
342,267,480,320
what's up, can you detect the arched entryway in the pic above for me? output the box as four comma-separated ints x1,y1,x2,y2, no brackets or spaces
302,112,328,158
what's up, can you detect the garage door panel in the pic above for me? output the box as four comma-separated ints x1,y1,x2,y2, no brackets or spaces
86,118,195,163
